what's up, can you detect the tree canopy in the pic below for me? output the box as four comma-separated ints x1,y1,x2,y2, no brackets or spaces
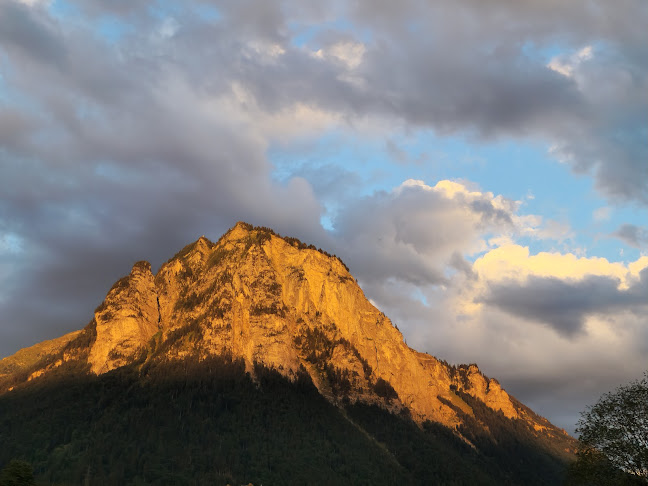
0,460,35,486
569,371,648,484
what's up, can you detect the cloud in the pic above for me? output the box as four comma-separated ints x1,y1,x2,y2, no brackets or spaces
612,223,648,249
482,272,647,337
312,41,366,70
547,45,593,78
366,251,648,433
466,246,648,328
4,0,642,206
474,244,635,280
0,1,67,65
276,0,648,205
592,206,611,222
331,179,541,287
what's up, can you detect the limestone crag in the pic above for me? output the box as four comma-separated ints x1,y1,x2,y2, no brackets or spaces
88,261,161,374
0,222,567,437
146,223,468,424
450,364,519,419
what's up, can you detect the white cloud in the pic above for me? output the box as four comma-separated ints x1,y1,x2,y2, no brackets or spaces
547,45,593,78
14,0,50,6
218,81,341,142
310,41,367,88
156,18,180,40
473,244,636,285
593,206,611,222
244,41,286,64
312,41,366,69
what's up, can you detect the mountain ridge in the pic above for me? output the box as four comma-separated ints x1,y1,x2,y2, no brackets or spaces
0,221,573,447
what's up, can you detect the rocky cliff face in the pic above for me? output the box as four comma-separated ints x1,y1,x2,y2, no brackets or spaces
88,261,161,374
0,223,570,440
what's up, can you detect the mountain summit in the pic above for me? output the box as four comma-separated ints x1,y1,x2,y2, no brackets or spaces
0,222,575,484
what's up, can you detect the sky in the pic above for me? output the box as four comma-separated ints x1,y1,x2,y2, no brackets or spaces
0,0,646,435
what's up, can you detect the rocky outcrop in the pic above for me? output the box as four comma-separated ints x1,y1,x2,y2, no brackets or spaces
88,261,160,374
140,223,472,424
449,364,519,419
1,222,567,438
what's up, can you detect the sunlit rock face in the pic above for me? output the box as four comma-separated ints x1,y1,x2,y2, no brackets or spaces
130,222,461,424
0,331,81,379
0,222,569,438
450,364,520,420
88,261,161,374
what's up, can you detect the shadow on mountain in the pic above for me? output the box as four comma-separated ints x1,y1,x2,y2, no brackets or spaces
0,355,570,485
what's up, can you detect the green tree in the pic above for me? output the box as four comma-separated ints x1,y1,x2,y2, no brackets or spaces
567,372,648,485
0,460,35,486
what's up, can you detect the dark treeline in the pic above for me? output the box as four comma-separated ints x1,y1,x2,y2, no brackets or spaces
0,356,570,485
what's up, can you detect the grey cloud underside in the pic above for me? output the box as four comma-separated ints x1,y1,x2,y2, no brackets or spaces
613,224,648,249
482,270,648,337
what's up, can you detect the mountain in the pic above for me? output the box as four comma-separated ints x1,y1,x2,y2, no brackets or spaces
0,222,575,485
0,330,80,380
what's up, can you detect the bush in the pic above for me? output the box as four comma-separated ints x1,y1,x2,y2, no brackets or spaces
0,459,35,486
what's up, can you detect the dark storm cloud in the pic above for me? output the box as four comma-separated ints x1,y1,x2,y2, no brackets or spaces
483,270,648,337
613,224,648,249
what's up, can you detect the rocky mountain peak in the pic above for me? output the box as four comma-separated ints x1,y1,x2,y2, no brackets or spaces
88,258,160,374
0,223,571,443
131,260,152,275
